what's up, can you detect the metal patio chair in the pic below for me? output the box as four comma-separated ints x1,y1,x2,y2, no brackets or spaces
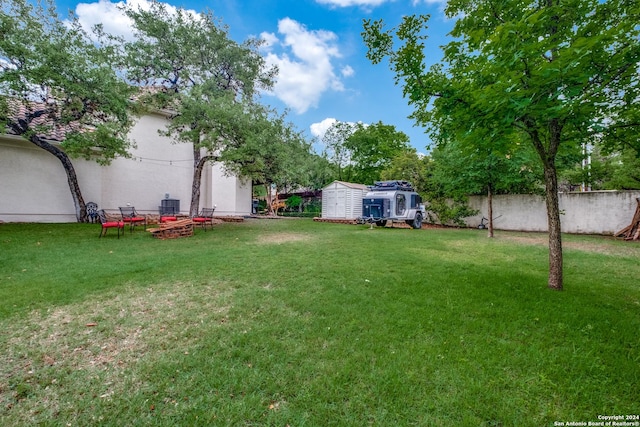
119,206,147,232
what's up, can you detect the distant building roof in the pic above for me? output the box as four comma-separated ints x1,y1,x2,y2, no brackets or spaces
325,180,369,190
4,99,83,141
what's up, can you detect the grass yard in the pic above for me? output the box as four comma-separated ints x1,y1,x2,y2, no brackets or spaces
0,219,639,426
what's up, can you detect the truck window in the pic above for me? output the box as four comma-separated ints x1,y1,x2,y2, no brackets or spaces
396,194,406,215
411,194,422,208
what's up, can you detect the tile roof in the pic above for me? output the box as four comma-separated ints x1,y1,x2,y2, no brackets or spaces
3,86,174,141
4,99,83,141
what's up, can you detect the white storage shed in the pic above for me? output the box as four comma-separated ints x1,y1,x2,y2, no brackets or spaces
321,181,369,220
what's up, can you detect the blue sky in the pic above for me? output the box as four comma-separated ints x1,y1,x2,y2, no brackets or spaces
55,0,454,154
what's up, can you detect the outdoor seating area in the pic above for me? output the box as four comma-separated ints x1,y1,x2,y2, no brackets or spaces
94,205,221,238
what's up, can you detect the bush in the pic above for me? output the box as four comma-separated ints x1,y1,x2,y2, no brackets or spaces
286,195,303,210
425,197,478,226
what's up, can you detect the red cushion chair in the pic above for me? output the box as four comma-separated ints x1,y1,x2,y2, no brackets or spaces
191,207,215,231
97,209,125,238
119,206,147,232
159,205,178,224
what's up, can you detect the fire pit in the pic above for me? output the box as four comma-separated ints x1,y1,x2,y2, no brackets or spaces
147,218,193,239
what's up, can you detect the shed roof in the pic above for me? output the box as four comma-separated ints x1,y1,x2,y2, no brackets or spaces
324,180,369,191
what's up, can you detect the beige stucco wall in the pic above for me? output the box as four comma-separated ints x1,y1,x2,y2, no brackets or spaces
0,135,97,222
465,191,640,235
0,112,250,222
208,162,251,217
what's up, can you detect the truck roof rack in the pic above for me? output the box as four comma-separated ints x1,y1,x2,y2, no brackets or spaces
369,180,414,191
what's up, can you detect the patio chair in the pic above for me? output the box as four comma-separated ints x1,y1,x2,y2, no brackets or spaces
97,209,125,238
192,207,215,231
86,202,99,223
119,206,147,232
159,206,178,223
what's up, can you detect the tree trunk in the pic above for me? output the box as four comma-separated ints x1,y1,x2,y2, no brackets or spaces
525,116,564,290
30,135,87,222
543,161,563,290
189,146,202,217
190,150,217,217
265,183,275,215
487,184,494,238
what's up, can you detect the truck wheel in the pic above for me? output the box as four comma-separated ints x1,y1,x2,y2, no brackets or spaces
376,220,387,227
412,213,423,229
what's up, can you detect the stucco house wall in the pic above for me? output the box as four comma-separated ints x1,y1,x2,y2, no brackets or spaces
0,111,251,222
206,162,252,217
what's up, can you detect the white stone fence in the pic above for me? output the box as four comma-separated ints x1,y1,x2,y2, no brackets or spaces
462,191,640,235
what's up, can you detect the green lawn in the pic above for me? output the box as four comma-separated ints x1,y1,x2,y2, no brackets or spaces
1,219,638,426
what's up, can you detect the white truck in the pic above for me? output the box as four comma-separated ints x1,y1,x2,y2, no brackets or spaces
358,180,425,229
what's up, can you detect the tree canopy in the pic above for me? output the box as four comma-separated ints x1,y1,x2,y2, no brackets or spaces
0,0,136,221
221,107,311,188
380,149,431,194
121,1,276,215
363,0,640,290
320,120,412,185
320,121,358,182
344,121,411,185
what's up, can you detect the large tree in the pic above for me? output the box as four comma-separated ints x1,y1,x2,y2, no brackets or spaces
220,106,314,215
122,1,275,216
428,138,542,235
380,149,431,194
363,0,640,290
560,144,640,191
0,0,136,222
320,121,358,182
605,148,640,190
344,121,411,185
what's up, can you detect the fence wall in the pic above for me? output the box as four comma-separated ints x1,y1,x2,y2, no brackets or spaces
463,191,640,235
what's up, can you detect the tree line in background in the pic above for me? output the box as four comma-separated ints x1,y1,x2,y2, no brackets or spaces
301,117,640,220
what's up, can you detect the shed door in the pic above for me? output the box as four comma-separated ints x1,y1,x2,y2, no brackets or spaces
335,189,346,218
325,190,336,217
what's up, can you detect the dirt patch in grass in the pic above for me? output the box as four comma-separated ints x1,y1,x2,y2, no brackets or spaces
254,232,314,245
498,233,639,256
0,282,232,422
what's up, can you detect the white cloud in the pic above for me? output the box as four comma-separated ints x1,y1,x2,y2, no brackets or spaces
309,118,364,140
412,0,449,9
413,0,449,5
341,65,355,78
71,0,197,41
315,0,388,7
72,3,352,115
310,118,338,139
261,18,351,114
259,31,279,48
